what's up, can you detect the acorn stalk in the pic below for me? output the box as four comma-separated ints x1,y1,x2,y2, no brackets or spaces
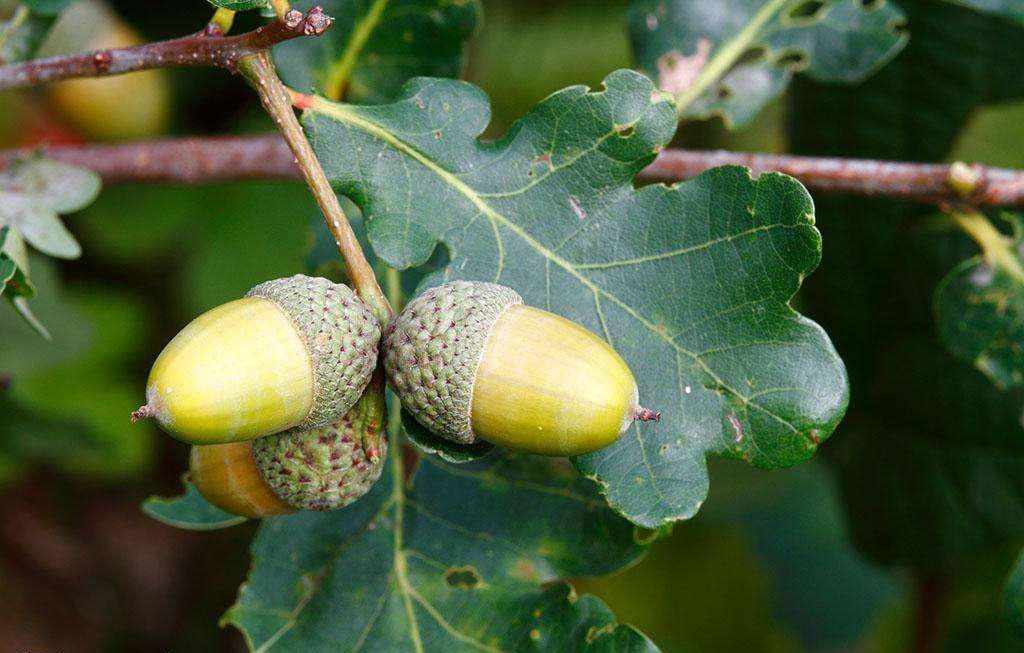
383,281,658,457
134,275,380,444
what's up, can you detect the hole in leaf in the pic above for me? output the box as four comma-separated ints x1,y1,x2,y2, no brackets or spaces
716,85,733,100
889,17,908,37
787,0,825,21
859,0,882,9
735,45,768,67
775,49,809,70
615,124,635,138
444,566,482,590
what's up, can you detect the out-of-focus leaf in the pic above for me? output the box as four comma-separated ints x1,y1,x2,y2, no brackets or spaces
18,0,72,16
949,101,1024,168
0,6,57,64
577,523,799,653
696,460,899,650
0,253,88,370
2,226,44,338
184,181,313,314
0,258,154,478
273,0,481,103
935,214,1024,390
0,394,117,483
943,0,1024,24
0,157,99,336
794,0,1024,573
864,548,1022,652
73,184,205,266
1,225,32,297
301,70,848,528
143,479,248,530
223,446,659,651
0,158,99,258
467,0,633,137
791,0,1024,569
629,0,907,127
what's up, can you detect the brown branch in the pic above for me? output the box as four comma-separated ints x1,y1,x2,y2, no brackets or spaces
3,136,1024,208
0,6,331,91
0,136,297,184
643,149,1024,207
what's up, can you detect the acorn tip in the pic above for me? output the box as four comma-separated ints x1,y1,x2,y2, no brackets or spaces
131,404,154,423
633,406,661,422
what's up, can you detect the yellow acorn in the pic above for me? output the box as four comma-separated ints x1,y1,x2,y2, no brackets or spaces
45,3,171,140
134,275,380,444
189,441,294,519
190,377,387,518
383,281,659,457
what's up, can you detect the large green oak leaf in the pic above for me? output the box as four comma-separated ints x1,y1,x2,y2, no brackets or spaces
300,69,849,527
629,0,908,127
223,448,658,652
273,0,481,103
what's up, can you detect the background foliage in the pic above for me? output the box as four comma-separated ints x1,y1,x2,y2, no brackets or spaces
2,0,1024,651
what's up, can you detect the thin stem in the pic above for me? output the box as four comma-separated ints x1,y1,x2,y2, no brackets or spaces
950,209,1024,283
383,261,424,651
236,52,391,322
0,6,331,91
383,264,421,483
8,136,1024,208
384,266,403,308
674,0,789,116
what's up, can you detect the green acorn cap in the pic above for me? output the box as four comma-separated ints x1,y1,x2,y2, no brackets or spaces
247,274,380,431
382,280,521,444
252,395,387,511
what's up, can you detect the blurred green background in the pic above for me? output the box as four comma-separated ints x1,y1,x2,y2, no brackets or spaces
2,0,1023,651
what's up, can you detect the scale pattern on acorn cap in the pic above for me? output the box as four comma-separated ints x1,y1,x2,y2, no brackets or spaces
383,280,522,444
253,413,387,511
247,275,379,430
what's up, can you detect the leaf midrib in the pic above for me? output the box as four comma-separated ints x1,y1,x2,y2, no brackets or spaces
674,0,791,115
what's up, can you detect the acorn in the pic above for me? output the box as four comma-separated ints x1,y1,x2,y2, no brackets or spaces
134,275,380,444
45,2,171,140
383,281,659,457
189,379,387,517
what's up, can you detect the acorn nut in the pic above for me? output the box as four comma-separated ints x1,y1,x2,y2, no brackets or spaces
383,281,659,457
189,383,387,517
134,275,380,444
